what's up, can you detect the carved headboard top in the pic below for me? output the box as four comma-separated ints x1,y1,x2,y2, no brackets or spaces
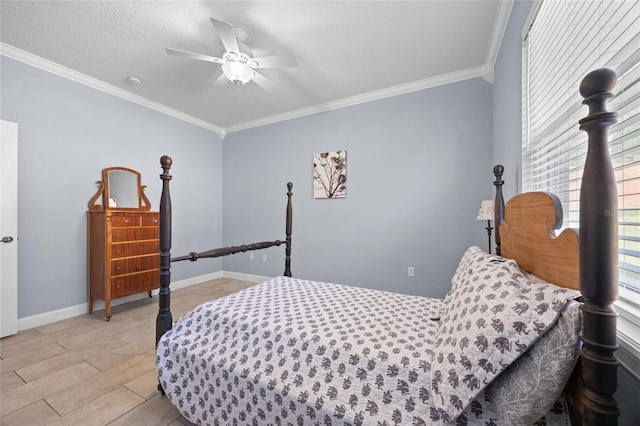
499,191,580,290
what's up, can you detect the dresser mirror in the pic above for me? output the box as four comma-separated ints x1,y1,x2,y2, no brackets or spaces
88,166,151,211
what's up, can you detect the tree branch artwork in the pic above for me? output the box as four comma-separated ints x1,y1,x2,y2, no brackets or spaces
313,151,347,198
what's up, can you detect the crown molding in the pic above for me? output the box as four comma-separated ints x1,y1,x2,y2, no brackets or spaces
224,65,486,134
484,0,514,81
0,43,226,138
2,41,494,138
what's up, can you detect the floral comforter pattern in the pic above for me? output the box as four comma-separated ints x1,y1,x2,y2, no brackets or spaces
156,276,570,425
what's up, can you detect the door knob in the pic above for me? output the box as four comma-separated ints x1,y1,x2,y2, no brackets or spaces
1,236,14,243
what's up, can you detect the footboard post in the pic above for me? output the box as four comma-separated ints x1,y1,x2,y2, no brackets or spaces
578,68,619,425
284,182,293,277
156,155,173,394
493,165,505,256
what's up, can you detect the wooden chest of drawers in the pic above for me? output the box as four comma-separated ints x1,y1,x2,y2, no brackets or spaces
88,210,159,320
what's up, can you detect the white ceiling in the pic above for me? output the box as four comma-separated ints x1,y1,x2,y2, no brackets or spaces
0,1,511,136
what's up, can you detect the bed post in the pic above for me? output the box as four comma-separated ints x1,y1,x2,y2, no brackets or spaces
156,156,173,360
578,68,619,425
493,165,505,256
284,182,293,277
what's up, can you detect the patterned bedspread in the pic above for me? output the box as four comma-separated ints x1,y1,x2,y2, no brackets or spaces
156,276,571,425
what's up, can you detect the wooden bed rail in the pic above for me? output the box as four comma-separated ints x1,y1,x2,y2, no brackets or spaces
172,240,287,262
169,181,294,273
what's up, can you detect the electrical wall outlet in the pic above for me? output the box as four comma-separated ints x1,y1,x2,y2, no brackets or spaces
263,254,267,262
408,267,415,277
249,252,254,260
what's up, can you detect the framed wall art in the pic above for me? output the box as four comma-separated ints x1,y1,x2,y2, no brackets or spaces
313,151,346,198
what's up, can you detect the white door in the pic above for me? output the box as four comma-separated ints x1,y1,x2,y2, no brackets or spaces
1,120,18,337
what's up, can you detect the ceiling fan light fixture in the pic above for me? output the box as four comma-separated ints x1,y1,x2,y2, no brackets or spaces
167,17,297,93
221,61,255,86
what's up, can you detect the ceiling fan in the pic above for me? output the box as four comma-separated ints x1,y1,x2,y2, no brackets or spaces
166,18,298,92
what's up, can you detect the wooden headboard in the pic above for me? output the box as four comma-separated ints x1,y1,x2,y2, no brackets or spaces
500,192,579,290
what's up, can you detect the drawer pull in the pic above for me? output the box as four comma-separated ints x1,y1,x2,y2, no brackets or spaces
115,249,121,254
115,234,120,239
124,219,129,224
116,266,120,271
116,284,120,289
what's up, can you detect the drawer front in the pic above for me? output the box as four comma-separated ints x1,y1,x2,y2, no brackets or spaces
110,215,140,227
141,214,159,226
112,241,158,258
111,227,159,242
111,270,159,298
111,255,159,276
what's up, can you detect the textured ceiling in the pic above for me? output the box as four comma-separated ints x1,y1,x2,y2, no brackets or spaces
0,1,510,135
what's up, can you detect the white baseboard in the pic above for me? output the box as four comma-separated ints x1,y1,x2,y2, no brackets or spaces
222,271,271,283
171,271,224,290
17,271,227,331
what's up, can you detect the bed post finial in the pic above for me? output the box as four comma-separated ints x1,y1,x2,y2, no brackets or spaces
156,155,173,394
160,155,173,169
578,68,619,425
493,165,505,256
284,182,293,277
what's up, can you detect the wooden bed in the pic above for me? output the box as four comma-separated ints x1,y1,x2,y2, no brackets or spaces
154,69,619,425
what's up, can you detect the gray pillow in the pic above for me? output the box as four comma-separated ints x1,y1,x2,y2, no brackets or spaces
486,299,581,424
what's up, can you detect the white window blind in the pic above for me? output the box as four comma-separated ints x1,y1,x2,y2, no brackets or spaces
523,0,640,370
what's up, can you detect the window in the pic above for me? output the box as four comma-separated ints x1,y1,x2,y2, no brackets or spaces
522,0,640,374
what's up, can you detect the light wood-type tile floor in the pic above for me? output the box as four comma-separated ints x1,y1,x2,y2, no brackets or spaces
0,278,255,426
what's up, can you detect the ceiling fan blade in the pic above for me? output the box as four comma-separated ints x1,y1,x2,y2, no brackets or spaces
251,71,277,93
210,18,239,54
209,73,229,89
166,48,224,64
252,54,298,68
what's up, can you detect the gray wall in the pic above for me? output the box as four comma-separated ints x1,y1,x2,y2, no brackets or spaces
0,56,223,318
491,0,531,201
492,1,640,423
222,78,494,299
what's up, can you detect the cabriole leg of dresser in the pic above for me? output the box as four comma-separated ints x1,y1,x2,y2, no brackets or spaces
88,296,94,314
148,290,152,298
105,300,112,321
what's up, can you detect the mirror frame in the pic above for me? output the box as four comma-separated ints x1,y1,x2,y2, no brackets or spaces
88,166,151,211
